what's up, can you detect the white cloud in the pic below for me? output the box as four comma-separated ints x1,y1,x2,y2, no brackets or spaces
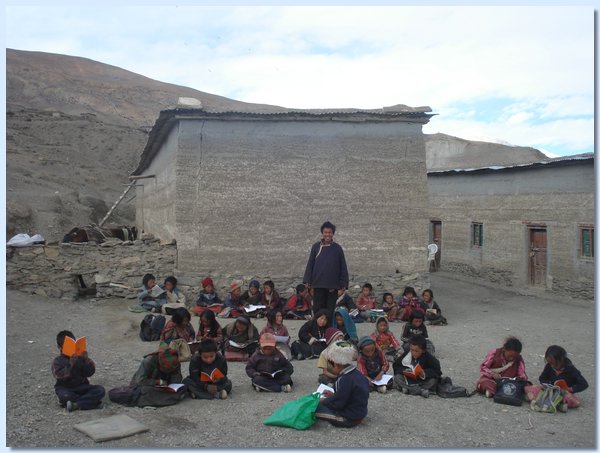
5,5,594,156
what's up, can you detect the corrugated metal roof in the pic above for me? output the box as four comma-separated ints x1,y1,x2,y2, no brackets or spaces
427,153,594,175
132,106,435,175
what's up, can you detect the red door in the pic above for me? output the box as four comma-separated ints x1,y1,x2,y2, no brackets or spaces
431,221,442,269
528,228,547,286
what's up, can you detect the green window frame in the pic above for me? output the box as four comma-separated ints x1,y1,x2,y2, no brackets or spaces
472,222,483,247
580,226,594,258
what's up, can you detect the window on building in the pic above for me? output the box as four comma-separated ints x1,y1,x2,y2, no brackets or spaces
580,226,594,258
472,222,483,247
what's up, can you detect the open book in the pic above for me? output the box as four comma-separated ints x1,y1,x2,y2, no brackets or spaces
200,368,225,383
157,383,185,392
349,309,359,317
228,339,258,349
259,369,285,379
315,383,335,395
426,308,438,315
62,336,87,357
371,309,385,313
244,304,267,313
150,285,165,298
402,363,424,380
554,379,569,390
372,374,393,386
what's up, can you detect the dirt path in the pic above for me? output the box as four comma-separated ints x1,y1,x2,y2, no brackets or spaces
6,272,595,448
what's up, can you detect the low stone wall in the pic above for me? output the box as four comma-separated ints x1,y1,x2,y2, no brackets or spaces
6,239,178,300
6,239,430,303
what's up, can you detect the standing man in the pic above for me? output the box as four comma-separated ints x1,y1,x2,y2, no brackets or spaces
303,221,349,320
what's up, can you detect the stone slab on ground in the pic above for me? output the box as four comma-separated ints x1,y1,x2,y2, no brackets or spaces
73,414,149,442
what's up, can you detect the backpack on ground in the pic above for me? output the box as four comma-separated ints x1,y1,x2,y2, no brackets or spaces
530,384,564,413
493,378,527,406
436,376,469,398
108,384,142,406
140,314,166,342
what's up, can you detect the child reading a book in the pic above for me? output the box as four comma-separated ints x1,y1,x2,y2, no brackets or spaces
161,276,187,315
222,315,259,361
160,307,196,344
315,340,369,428
261,280,282,312
317,328,345,385
400,311,435,354
291,309,330,360
356,283,376,321
356,336,392,393
194,277,223,315
241,280,263,317
371,316,401,362
420,289,447,325
397,286,421,321
219,281,245,318
333,307,358,344
393,334,442,398
285,284,312,320
129,273,165,313
476,337,528,398
335,288,356,311
131,341,184,386
260,310,291,360
183,340,232,400
525,345,588,410
246,333,294,392
196,310,224,349
381,292,399,321
52,330,105,411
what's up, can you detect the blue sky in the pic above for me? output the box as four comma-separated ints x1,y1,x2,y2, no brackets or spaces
4,4,595,157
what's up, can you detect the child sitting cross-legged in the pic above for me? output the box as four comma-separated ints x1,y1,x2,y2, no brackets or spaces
525,345,588,411
160,307,196,344
315,340,370,428
52,330,105,412
393,334,442,398
476,336,528,398
246,333,294,393
371,316,402,363
196,310,224,350
183,339,232,400
317,328,346,386
356,336,393,393
400,311,435,355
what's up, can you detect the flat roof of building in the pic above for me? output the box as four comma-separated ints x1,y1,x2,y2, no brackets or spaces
132,105,435,175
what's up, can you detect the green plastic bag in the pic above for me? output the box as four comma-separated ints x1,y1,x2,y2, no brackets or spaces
263,393,321,430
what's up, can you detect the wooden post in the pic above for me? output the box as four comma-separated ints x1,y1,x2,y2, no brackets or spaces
99,182,136,227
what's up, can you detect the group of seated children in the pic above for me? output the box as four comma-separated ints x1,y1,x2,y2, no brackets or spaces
130,274,187,314
52,323,589,422
476,337,589,411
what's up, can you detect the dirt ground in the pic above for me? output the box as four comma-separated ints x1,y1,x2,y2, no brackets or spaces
6,271,596,448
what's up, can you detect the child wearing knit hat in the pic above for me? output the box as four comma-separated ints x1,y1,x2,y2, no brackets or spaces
317,328,346,385
194,277,223,315
246,333,294,393
314,341,369,428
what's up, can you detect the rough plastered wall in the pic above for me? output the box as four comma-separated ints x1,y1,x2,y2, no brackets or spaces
134,125,179,241
165,118,430,282
428,163,594,299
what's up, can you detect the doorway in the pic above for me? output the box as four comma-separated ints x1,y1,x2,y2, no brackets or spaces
528,227,547,286
430,221,442,271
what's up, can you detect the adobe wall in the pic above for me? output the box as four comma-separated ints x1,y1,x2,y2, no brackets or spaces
139,118,430,279
428,164,594,299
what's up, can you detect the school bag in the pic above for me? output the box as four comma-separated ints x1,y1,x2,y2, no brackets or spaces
493,378,527,406
108,384,142,406
530,384,564,413
436,376,469,398
140,314,166,342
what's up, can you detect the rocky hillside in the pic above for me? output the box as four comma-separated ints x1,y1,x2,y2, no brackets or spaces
425,133,546,171
6,48,548,241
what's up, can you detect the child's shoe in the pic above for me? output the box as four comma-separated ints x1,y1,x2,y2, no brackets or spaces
558,402,568,413
282,384,292,393
66,401,79,412
219,389,228,400
377,386,387,394
420,389,429,398
254,385,262,393
485,390,492,398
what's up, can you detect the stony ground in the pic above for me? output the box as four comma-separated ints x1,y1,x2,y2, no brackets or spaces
6,272,595,448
